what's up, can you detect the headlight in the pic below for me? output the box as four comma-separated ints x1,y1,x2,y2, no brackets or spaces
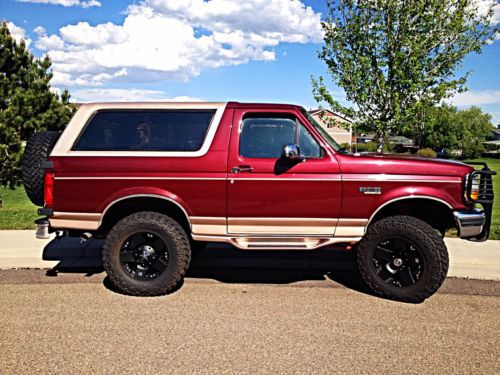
470,174,480,201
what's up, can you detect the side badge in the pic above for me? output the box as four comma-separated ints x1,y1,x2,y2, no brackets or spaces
359,187,382,195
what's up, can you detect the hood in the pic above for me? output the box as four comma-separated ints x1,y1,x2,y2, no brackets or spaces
339,152,474,177
358,152,470,167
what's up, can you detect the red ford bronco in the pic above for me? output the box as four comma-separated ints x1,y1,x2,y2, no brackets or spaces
21,102,495,302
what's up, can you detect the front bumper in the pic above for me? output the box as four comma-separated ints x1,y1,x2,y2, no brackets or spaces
459,162,496,242
453,209,487,241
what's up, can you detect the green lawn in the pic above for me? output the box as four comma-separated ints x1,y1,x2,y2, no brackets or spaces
0,187,38,230
0,158,498,238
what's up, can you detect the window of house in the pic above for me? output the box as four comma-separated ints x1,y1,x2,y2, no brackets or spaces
239,115,321,158
73,110,215,151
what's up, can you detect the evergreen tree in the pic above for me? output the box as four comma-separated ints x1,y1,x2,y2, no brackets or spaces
0,21,75,188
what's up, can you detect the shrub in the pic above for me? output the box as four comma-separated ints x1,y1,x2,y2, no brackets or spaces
416,148,437,158
354,142,378,153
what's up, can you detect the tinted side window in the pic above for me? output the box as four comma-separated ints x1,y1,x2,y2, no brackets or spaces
240,116,321,158
73,110,215,151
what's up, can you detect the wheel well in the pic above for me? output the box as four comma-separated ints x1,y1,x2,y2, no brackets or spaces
98,197,191,236
369,198,455,234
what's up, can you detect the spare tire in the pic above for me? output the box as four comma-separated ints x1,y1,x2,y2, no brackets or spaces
21,131,61,206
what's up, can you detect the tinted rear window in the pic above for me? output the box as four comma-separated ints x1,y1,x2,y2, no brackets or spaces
73,110,215,151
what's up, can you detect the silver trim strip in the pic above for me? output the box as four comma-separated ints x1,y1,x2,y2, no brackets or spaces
343,177,461,183
53,176,461,183
55,177,226,181
367,195,453,227
230,178,342,182
99,194,192,228
191,234,362,250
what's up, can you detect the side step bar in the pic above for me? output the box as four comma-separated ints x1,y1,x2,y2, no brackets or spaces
192,234,362,250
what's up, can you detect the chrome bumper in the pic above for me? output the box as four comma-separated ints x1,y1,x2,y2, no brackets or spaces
453,209,486,239
35,218,51,239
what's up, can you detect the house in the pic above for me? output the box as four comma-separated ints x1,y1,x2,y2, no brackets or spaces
308,109,353,145
390,135,414,146
356,133,376,144
488,128,500,141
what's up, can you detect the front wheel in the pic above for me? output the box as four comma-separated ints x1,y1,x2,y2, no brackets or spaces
357,215,448,303
103,211,191,296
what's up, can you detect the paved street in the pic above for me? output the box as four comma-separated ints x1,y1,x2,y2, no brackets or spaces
0,231,499,373
0,230,499,280
0,270,499,374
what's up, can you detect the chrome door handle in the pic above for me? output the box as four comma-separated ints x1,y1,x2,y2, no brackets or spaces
231,165,254,173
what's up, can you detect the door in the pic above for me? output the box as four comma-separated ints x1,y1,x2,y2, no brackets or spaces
227,108,342,235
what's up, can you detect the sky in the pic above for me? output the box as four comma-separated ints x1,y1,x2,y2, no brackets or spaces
1,0,500,124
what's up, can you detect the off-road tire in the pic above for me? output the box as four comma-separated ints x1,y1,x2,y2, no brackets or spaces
21,131,61,206
103,211,191,296
357,215,449,303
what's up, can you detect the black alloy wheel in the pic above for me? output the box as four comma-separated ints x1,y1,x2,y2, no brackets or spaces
120,231,170,280
372,238,424,288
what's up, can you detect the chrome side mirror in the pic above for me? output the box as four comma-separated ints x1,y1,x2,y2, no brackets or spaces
281,143,302,160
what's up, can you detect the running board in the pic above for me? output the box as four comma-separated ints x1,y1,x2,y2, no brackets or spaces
191,234,362,250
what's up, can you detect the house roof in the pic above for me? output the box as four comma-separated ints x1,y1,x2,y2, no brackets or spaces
308,108,353,123
390,136,413,144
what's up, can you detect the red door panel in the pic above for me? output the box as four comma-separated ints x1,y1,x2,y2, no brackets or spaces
227,108,341,235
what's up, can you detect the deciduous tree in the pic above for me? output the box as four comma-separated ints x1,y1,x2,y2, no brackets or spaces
419,104,493,158
312,0,498,151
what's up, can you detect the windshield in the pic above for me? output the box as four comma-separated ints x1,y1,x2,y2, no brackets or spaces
300,108,345,152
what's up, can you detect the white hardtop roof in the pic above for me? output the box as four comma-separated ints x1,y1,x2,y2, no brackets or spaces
76,102,228,110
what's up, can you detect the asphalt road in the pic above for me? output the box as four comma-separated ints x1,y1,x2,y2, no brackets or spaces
1,270,499,374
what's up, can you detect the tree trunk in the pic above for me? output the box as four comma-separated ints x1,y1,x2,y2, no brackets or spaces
376,131,385,153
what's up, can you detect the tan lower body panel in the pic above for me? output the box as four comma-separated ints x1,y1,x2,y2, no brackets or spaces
335,219,368,236
227,217,337,235
49,212,101,231
48,213,367,250
192,216,363,250
191,217,226,235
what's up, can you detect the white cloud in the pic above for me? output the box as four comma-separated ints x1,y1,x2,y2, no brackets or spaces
6,22,31,47
34,27,65,50
17,0,101,8
475,0,500,24
449,90,500,106
70,88,201,102
59,22,128,46
33,0,323,88
474,0,500,40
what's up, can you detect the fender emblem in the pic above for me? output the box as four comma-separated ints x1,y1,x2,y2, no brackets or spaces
359,187,382,195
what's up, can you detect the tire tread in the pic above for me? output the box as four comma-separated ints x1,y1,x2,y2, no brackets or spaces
102,211,191,296
21,131,60,206
357,215,449,303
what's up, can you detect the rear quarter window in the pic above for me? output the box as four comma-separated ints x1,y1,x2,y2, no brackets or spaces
73,110,215,151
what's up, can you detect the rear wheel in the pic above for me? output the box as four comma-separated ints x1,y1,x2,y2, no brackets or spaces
103,211,191,296
357,215,448,303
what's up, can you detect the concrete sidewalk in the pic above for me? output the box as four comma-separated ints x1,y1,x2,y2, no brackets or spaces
0,230,498,280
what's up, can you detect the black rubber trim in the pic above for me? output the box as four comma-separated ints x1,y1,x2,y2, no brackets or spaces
38,208,53,216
